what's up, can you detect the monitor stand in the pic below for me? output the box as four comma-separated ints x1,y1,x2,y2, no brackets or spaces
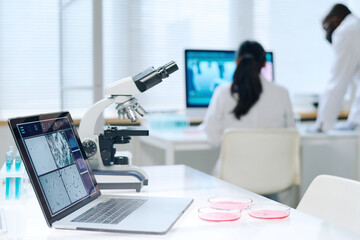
186,108,207,125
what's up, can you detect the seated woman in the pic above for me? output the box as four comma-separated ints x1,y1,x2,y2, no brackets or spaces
201,40,295,175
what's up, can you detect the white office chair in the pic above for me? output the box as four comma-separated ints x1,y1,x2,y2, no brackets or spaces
220,128,300,195
297,175,360,235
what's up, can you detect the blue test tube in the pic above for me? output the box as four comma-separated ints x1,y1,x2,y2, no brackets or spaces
5,151,14,200
15,151,22,199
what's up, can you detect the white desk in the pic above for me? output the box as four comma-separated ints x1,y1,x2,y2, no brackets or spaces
138,127,360,197
1,165,358,239
138,127,212,165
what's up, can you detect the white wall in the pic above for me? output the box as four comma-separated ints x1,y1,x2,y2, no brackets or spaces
250,0,360,109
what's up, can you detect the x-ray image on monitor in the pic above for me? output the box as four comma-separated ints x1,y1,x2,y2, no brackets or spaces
185,49,274,108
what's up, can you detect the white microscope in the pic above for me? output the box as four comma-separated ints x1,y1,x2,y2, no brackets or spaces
78,61,178,192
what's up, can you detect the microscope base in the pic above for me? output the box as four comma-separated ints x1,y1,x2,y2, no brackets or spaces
93,170,148,192
97,182,144,192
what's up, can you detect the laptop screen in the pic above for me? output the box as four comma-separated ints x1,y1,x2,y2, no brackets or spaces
8,112,100,225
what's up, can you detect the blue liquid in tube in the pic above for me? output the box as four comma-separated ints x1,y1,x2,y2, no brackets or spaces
15,153,22,199
5,178,11,199
15,178,21,199
5,151,14,199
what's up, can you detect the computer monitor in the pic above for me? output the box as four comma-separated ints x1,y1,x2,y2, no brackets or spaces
185,49,274,109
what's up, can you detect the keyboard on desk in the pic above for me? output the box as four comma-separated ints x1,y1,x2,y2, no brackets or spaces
71,198,147,224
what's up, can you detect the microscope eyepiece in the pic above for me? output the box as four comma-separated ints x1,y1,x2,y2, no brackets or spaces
157,61,178,78
133,61,178,92
164,61,179,74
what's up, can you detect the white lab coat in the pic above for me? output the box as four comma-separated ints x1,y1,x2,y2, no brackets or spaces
201,76,295,147
315,14,360,131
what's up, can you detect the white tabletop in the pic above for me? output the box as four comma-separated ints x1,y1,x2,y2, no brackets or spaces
1,165,359,239
145,126,360,141
139,127,209,145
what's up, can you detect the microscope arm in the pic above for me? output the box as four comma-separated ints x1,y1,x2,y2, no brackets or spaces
79,95,130,140
78,95,149,181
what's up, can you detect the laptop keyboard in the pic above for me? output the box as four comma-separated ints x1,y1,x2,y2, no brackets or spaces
71,198,147,224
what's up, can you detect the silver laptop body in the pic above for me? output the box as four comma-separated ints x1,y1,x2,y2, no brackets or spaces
8,112,193,234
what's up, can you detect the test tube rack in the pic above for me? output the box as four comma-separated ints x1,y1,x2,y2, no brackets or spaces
0,162,29,200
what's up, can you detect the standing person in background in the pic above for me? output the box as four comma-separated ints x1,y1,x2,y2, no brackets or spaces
313,3,360,132
201,40,295,176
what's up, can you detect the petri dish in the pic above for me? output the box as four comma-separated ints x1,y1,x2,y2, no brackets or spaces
198,207,241,222
247,203,290,219
208,197,253,210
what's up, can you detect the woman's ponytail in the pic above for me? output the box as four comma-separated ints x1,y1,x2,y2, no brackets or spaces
230,41,265,120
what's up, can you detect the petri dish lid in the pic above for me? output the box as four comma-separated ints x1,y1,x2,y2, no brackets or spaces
198,207,241,222
247,203,290,219
208,197,253,210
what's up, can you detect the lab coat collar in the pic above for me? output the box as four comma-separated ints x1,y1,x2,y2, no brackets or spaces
333,14,357,38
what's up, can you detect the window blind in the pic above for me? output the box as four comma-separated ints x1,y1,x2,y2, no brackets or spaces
0,1,60,118
1,0,359,120
103,0,242,116
60,0,93,118
0,0,93,119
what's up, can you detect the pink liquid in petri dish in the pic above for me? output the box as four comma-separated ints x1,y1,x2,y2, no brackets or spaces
248,210,290,219
199,212,241,222
210,201,250,210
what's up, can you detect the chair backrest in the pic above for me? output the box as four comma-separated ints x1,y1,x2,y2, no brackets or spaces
297,175,360,235
220,128,299,195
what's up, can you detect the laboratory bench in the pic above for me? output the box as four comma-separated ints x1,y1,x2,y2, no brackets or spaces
0,110,355,201
136,125,360,200
1,165,359,239
293,110,349,121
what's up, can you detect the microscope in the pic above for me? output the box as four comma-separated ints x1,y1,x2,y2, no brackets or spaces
78,61,178,192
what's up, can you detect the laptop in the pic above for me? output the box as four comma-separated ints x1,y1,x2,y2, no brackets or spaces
8,112,193,234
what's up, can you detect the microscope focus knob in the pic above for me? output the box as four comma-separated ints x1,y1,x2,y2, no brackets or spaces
82,139,98,158
114,156,129,165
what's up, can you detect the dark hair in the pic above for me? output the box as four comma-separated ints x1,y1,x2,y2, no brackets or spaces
231,40,265,120
323,3,351,24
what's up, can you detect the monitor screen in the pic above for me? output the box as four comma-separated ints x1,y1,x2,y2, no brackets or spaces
185,49,274,108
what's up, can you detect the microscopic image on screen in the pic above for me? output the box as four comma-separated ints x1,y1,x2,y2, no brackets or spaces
46,131,75,168
81,172,96,195
59,165,88,203
64,129,78,150
39,170,71,214
25,136,58,176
